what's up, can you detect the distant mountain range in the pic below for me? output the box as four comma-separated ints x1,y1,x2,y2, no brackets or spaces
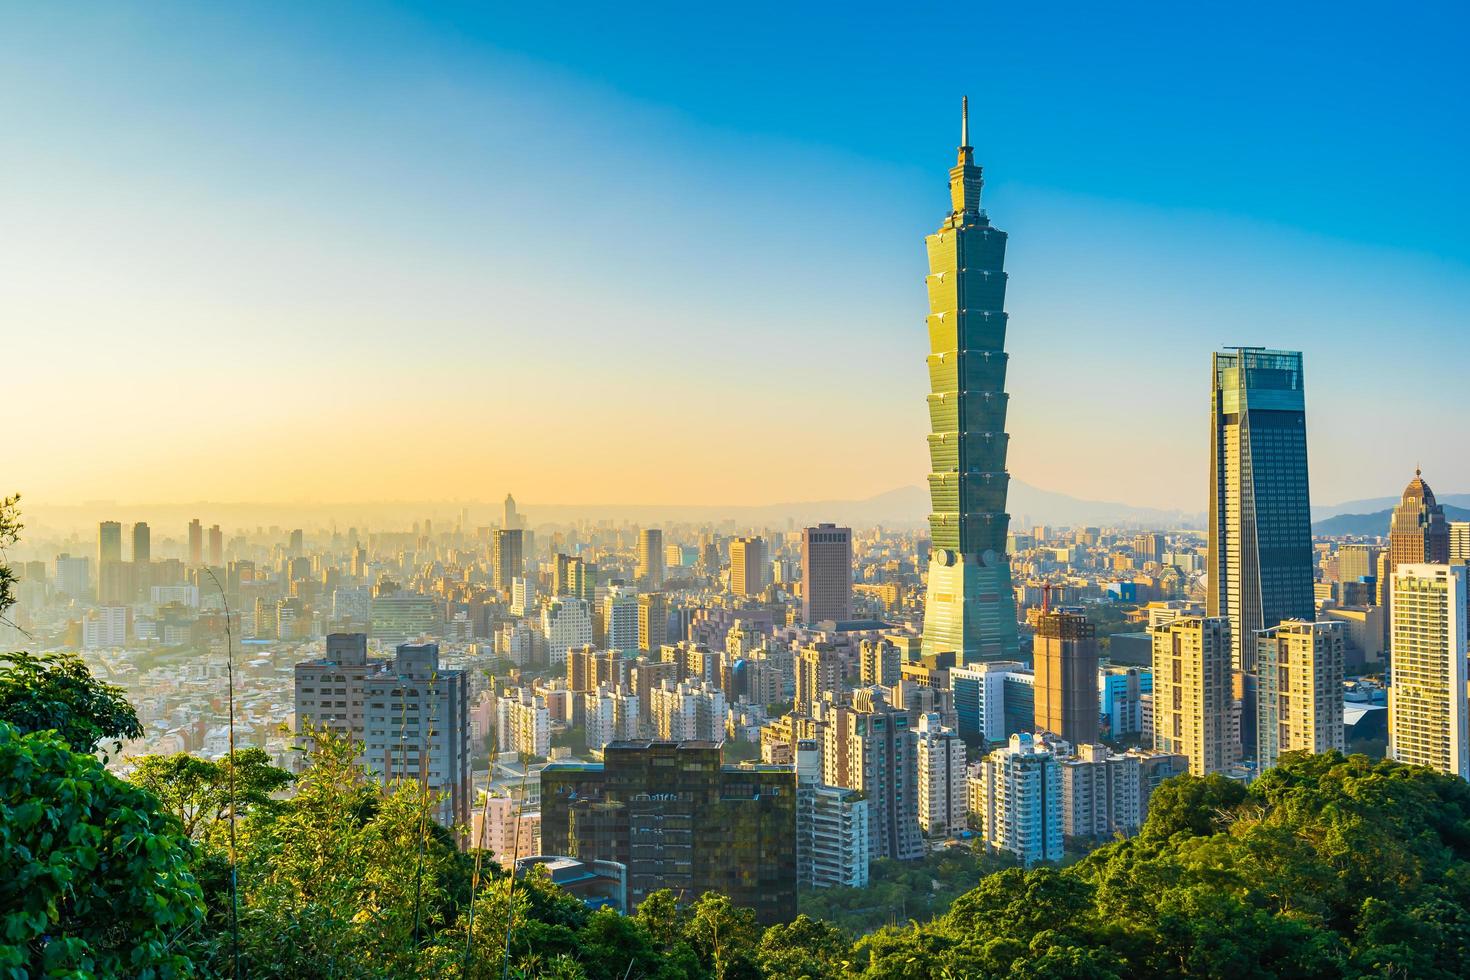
1312,504,1470,538
517,482,1202,530
1312,492,1470,521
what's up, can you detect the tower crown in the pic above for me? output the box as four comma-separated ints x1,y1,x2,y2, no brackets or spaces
949,95,983,217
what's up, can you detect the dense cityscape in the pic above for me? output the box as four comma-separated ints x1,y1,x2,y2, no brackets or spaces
5,5,1470,977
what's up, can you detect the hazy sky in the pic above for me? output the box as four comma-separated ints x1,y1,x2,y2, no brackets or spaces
5,2,1468,512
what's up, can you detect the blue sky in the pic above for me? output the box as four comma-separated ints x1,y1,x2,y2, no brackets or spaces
3,1,1467,511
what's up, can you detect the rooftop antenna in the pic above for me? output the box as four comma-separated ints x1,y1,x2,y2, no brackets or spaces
961,95,970,148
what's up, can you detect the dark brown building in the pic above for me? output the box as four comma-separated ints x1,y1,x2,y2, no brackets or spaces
1033,610,1099,745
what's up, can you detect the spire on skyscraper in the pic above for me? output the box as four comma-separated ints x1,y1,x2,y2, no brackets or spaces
949,96,982,215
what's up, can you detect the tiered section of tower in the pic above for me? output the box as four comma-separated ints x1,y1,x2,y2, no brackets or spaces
920,104,1020,662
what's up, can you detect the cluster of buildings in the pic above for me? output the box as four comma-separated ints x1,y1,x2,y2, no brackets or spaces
8,105,1470,927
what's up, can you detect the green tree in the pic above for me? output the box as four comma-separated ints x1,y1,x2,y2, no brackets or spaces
0,650,143,757
130,747,293,843
229,727,469,977
0,721,203,977
684,892,762,980
758,914,854,979
1138,770,1248,840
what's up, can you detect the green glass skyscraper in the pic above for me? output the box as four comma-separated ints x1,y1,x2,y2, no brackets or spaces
920,98,1020,662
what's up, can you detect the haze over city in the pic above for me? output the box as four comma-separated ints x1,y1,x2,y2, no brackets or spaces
6,1,1468,514
6,5,1470,978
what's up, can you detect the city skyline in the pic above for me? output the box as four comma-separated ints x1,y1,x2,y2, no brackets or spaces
5,3,1470,513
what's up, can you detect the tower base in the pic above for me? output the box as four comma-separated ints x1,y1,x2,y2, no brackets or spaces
920,550,1020,663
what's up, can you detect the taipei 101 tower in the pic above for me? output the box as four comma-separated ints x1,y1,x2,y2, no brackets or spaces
919,98,1020,662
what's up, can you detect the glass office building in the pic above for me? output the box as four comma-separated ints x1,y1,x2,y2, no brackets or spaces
1207,348,1315,670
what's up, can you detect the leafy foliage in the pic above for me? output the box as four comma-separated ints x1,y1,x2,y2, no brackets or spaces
130,747,292,843
853,751,1470,978
798,848,1015,934
0,720,203,977
0,650,143,757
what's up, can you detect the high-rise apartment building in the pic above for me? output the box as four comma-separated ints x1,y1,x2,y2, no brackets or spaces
1388,564,1468,779
971,732,1063,866
796,642,842,714
361,643,471,830
81,607,128,649
541,741,797,924
584,686,641,752
912,712,967,837
729,536,767,598
795,740,870,890
131,521,151,564
503,492,519,530
553,553,573,597
1058,743,1144,841
98,521,122,566
95,521,127,604
825,688,923,861
207,524,223,566
496,688,551,758
1450,522,1470,565
1207,348,1314,671
493,529,524,594
54,554,90,599
857,637,902,687
1255,620,1346,770
293,633,383,767
1150,617,1234,775
510,576,538,617
602,583,639,653
1033,610,1099,745
188,518,203,566
801,524,853,623
636,529,664,590
919,99,1020,663
649,678,726,742
542,598,593,668
637,592,667,653
564,555,593,602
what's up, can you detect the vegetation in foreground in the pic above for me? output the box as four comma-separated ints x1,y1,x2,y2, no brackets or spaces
5,646,1470,978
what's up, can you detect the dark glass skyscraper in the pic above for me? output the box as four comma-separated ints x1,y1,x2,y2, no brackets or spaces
920,98,1019,662
540,741,797,924
1207,348,1314,670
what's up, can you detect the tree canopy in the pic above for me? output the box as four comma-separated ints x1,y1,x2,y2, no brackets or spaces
0,650,143,757
0,721,203,977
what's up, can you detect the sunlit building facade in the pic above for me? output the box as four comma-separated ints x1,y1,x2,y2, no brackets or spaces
919,99,1020,663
